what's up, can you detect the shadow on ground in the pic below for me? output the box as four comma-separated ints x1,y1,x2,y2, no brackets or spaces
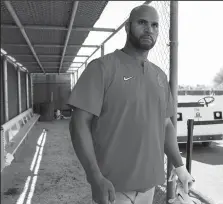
179,142,223,165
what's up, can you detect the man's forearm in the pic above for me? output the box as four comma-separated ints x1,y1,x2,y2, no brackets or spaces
164,118,184,168
69,120,102,183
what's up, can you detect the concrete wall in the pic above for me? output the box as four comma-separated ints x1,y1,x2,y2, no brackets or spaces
33,74,71,111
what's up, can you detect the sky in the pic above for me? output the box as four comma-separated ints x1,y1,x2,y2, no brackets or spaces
71,1,223,87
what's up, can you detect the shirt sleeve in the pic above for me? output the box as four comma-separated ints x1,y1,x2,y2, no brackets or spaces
165,80,175,118
67,59,105,117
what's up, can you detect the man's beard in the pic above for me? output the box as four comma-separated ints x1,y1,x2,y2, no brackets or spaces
129,25,156,51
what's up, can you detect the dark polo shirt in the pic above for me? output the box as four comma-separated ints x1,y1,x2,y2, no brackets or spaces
67,49,174,192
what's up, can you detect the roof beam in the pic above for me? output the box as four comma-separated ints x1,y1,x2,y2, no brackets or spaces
4,1,45,73
65,62,83,63
59,1,79,73
80,20,126,68
33,73,75,75
23,61,83,64
1,53,27,72
29,67,79,69
35,44,99,48
11,54,89,58
31,72,60,74
2,43,99,48
1,24,115,32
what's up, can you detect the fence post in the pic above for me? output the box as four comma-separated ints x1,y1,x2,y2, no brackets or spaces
76,70,79,82
3,57,9,122
101,44,104,57
167,1,179,203
72,72,75,87
186,119,194,173
17,67,22,113
30,73,34,109
26,71,29,109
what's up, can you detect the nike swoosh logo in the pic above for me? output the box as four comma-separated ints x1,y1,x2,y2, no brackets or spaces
177,193,184,200
123,76,134,81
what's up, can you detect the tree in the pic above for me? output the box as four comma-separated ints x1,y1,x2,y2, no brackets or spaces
213,66,223,87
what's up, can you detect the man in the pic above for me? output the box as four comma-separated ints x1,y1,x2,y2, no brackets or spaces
67,4,195,204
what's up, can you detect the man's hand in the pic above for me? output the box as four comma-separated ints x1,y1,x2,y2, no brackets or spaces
90,174,116,204
175,165,195,194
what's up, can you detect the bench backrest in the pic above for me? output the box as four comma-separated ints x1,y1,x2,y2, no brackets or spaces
1,108,33,147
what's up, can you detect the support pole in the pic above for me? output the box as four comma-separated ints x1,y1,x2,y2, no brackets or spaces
76,70,79,81
101,44,104,57
17,67,22,113
70,73,73,91
26,72,29,109
186,119,194,174
166,1,179,204
30,73,34,109
3,57,9,122
72,72,75,87
70,72,75,90
83,61,88,74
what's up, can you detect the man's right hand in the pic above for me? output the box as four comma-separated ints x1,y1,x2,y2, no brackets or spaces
90,174,116,204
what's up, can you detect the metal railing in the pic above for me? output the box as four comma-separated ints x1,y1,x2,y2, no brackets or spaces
186,119,223,173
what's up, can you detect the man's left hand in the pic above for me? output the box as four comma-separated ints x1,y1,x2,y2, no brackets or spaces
175,165,195,194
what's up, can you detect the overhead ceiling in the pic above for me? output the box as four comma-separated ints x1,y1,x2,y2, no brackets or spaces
1,1,111,74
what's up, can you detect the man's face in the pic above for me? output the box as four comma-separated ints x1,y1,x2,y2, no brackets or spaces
127,7,159,51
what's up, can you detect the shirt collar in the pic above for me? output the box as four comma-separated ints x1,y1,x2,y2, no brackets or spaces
115,49,149,67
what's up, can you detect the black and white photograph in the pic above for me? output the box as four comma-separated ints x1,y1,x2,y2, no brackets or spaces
1,1,223,204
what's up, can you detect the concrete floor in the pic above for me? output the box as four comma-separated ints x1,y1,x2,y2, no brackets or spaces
1,120,92,204
1,119,213,204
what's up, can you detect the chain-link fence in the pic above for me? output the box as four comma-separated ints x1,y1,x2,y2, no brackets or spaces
82,1,171,78
149,1,170,79
149,1,171,187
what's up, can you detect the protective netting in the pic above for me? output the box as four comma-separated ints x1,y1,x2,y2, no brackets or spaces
148,1,171,184
149,1,170,79
147,1,172,183
7,62,19,120
84,1,171,78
